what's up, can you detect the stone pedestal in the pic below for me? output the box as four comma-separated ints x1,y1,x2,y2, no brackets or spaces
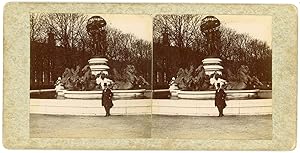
169,84,179,98
202,58,223,76
88,57,110,75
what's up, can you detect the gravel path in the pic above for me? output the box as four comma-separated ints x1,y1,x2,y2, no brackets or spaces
151,115,272,140
30,114,272,139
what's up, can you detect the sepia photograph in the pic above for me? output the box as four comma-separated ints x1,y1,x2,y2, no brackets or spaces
151,14,272,139
29,13,272,140
30,13,152,138
3,2,297,150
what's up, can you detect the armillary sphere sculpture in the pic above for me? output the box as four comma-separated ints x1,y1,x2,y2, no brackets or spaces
200,16,221,57
87,16,107,57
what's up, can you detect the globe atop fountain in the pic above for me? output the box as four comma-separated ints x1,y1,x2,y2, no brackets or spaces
86,16,110,76
87,16,107,58
200,16,221,57
200,16,223,77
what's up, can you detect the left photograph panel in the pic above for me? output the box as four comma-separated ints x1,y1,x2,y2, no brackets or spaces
29,13,152,138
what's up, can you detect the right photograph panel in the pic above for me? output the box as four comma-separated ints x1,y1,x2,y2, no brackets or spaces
151,15,272,139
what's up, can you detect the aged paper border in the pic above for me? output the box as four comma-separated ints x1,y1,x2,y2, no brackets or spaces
3,3,297,150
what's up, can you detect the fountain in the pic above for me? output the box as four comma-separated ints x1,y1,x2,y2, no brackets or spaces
200,16,223,76
155,17,272,116
86,16,109,75
55,16,148,99
170,16,268,100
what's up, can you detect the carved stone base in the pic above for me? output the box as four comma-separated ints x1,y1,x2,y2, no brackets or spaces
88,57,109,75
202,57,223,76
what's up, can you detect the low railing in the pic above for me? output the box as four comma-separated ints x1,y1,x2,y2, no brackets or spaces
30,89,56,93
30,89,272,100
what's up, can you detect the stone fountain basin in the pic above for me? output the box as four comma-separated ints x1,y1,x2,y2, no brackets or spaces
178,89,260,100
60,89,146,99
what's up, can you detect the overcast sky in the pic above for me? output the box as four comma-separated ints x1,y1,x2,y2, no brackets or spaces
216,15,272,48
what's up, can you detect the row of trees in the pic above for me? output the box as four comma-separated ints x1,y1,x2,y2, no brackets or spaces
31,13,152,62
30,13,88,49
153,14,272,83
153,14,203,48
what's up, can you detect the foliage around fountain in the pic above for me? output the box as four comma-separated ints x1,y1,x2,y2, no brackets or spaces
59,65,149,91
174,64,264,91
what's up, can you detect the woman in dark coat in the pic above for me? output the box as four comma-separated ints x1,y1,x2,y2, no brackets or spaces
102,83,113,117
215,83,227,117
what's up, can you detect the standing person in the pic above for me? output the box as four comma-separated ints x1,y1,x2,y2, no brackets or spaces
215,83,227,117
102,83,113,117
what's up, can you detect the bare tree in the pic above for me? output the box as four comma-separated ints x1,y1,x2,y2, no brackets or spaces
106,27,151,62
218,26,272,81
153,14,202,48
219,26,271,63
42,13,88,49
30,13,48,42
